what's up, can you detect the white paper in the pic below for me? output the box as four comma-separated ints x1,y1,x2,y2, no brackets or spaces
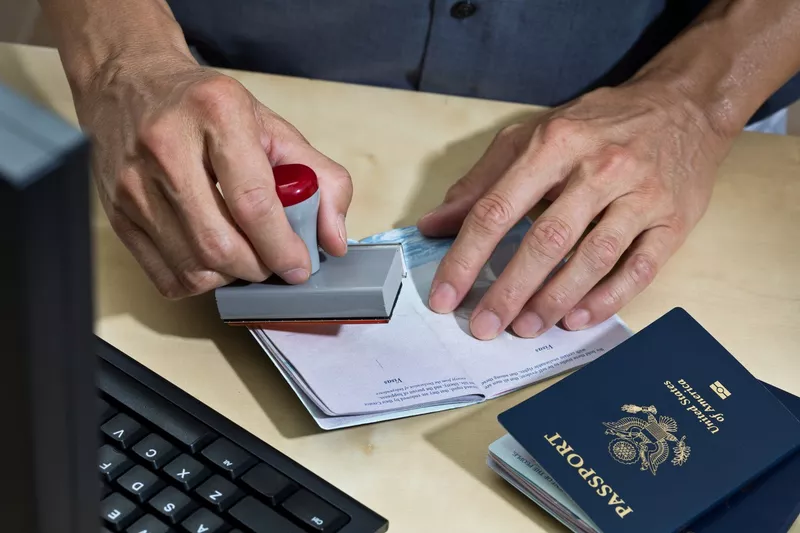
251,219,633,428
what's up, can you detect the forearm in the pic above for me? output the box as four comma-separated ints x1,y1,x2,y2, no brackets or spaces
38,0,194,97
630,0,800,140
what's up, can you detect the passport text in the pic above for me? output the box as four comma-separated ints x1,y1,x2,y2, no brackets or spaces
544,432,634,519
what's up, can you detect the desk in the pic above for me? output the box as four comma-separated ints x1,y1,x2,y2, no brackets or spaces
2,43,799,532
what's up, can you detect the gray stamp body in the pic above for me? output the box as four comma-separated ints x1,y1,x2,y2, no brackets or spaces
215,244,404,322
284,188,320,274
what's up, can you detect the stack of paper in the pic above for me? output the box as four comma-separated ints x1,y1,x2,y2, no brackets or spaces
250,220,632,430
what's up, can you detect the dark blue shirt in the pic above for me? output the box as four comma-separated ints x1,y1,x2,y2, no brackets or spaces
166,0,799,124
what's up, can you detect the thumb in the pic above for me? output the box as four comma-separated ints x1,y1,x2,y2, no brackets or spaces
258,108,353,257
416,186,482,238
294,146,353,257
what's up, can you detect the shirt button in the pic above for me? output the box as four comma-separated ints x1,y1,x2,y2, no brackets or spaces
450,1,478,19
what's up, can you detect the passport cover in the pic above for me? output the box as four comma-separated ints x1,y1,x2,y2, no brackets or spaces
689,383,800,533
498,307,800,533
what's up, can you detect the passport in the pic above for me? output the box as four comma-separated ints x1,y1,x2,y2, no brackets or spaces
686,383,800,533
497,308,800,533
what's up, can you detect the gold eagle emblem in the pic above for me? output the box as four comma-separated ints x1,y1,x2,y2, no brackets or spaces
603,404,691,475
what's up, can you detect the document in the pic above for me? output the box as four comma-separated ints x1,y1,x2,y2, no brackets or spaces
250,218,632,429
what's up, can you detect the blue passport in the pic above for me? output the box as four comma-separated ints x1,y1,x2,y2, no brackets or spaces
687,383,800,533
498,308,800,533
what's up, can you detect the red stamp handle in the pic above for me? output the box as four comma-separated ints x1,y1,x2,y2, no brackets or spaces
273,164,319,207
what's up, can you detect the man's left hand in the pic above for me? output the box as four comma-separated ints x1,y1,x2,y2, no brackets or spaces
417,82,731,340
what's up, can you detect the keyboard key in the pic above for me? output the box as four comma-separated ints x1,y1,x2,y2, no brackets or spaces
228,496,304,533
126,514,171,533
117,465,165,503
99,444,134,482
99,398,118,423
241,463,297,505
200,438,256,479
282,490,348,532
195,475,242,512
101,492,143,531
149,486,196,525
99,360,217,452
133,433,178,469
163,454,209,491
102,528,114,533
181,508,228,533
102,413,148,450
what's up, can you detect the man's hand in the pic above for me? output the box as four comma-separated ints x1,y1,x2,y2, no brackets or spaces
77,54,352,298
417,83,730,340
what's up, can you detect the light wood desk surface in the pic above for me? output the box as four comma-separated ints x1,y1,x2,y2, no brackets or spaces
2,43,798,532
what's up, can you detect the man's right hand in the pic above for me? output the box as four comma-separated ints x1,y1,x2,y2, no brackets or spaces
75,53,352,298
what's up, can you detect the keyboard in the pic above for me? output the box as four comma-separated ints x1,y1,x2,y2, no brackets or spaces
95,337,388,533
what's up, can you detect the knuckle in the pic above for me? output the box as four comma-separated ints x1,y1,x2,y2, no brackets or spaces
665,214,686,236
188,76,245,119
497,281,528,309
229,181,278,224
176,267,219,296
156,280,187,300
469,191,515,235
597,145,636,176
600,286,625,310
495,123,522,143
582,230,623,273
641,177,670,201
332,166,354,200
194,229,237,270
445,249,474,276
540,117,579,146
628,252,658,286
543,283,572,308
527,216,573,259
444,177,476,203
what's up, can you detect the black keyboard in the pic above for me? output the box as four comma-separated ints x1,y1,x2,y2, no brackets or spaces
95,337,388,533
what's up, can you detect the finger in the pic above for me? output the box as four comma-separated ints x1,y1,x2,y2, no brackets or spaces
510,199,649,338
269,134,353,257
417,123,528,238
118,175,233,296
428,146,573,317
110,212,190,299
465,180,610,340
562,225,681,330
461,140,649,338
144,123,273,282
206,97,312,283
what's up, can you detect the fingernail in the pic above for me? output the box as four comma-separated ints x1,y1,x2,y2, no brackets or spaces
282,268,309,284
471,309,502,340
513,311,543,338
337,214,347,247
565,309,590,330
429,282,457,313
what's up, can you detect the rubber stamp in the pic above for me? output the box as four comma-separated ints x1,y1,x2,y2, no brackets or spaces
215,164,404,325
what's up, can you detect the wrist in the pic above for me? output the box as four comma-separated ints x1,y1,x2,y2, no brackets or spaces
628,0,800,143
630,51,744,146
67,37,196,102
